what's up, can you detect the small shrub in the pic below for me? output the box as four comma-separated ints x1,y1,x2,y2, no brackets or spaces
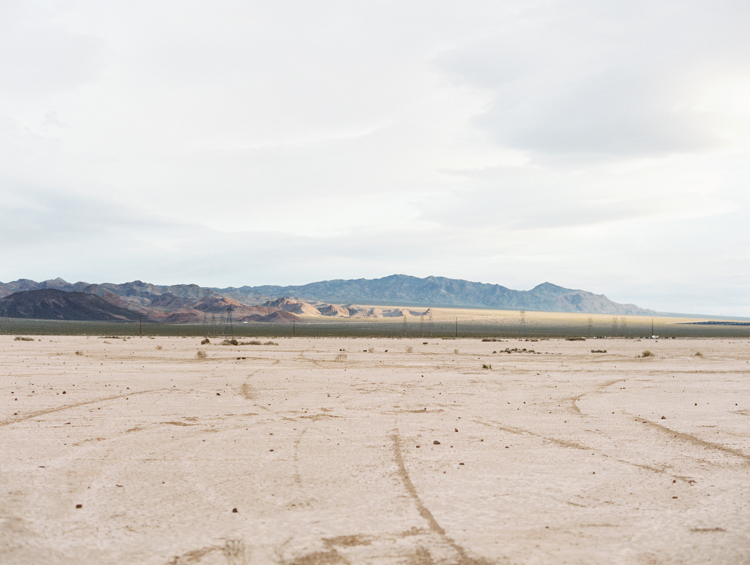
221,338,239,346
334,353,347,362
368,347,375,353
196,350,207,360
155,345,163,350
454,349,459,355
263,341,278,346
406,346,413,353
75,351,84,356
482,364,492,369
640,350,653,358
694,351,704,357
14,336,34,342
566,337,586,341
201,338,210,345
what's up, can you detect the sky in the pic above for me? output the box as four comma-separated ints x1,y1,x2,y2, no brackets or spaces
1,0,749,316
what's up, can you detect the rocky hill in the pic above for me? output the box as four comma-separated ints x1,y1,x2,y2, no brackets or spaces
0,289,143,322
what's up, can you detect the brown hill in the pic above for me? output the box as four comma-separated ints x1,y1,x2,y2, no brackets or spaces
318,304,350,317
264,298,321,316
250,311,300,323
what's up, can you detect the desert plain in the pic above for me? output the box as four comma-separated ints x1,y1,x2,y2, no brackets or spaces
1,334,749,564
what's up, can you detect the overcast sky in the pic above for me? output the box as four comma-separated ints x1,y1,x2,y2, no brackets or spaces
1,1,749,316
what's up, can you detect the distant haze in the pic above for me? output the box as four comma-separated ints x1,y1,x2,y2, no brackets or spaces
1,2,748,316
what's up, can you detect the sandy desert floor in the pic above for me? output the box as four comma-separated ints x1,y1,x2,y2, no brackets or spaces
1,335,749,564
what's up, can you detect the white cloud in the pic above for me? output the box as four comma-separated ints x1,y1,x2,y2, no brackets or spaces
1,0,749,316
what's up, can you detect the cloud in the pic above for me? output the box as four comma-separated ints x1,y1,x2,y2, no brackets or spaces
436,0,750,159
0,1,749,316
0,11,107,97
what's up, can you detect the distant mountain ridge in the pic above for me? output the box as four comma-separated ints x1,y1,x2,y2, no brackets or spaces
216,274,653,315
0,274,654,321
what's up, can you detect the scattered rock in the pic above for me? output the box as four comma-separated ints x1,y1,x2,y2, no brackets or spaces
433,440,440,445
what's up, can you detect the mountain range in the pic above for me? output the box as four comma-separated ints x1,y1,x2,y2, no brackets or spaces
0,275,653,322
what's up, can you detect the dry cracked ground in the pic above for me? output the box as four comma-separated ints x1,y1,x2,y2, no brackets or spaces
1,335,749,564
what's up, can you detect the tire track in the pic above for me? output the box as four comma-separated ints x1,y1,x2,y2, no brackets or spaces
0,388,166,427
473,418,589,451
473,418,693,481
569,377,629,415
390,431,487,565
630,415,750,463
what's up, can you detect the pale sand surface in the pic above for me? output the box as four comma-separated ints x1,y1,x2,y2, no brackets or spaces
1,336,749,564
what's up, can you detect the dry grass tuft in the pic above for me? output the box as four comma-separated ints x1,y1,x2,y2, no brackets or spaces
196,350,207,360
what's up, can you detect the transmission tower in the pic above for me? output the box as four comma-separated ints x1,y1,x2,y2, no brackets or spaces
223,305,234,336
